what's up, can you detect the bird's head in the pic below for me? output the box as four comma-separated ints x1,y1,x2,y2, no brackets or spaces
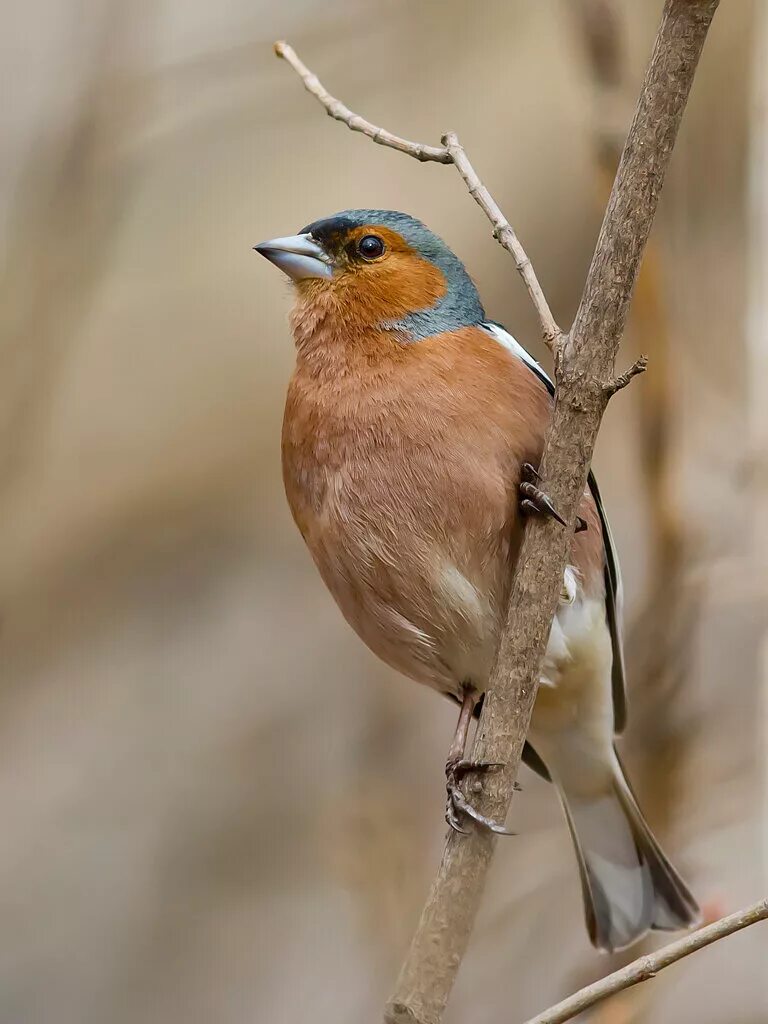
255,210,484,340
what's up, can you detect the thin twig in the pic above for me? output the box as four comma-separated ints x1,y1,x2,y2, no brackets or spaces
274,41,451,163
274,41,561,352
523,898,768,1024
602,354,649,395
441,131,562,350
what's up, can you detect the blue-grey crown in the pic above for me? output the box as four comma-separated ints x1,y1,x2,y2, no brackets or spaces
301,209,485,340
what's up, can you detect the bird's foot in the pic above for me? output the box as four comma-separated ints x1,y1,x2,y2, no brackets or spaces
444,758,515,836
519,463,566,526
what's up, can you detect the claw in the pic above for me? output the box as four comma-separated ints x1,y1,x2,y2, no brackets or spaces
519,481,567,527
521,464,583,531
445,801,471,834
447,784,515,836
445,760,515,837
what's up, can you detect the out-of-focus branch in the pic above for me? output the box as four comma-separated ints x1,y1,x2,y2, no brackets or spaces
523,898,768,1024
277,4,720,1022
274,41,562,353
571,0,631,173
0,0,154,493
573,0,684,570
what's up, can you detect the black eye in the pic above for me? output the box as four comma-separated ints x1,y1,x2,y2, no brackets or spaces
357,234,385,260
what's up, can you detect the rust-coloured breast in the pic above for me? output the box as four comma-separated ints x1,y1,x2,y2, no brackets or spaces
281,321,606,690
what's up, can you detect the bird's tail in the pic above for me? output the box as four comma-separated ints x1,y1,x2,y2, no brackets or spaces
557,750,700,952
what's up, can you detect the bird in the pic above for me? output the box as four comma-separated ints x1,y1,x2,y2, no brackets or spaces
254,209,700,952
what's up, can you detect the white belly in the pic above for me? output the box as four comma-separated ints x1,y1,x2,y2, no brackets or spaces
431,561,616,769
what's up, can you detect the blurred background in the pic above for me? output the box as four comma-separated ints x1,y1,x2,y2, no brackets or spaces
0,1,765,1021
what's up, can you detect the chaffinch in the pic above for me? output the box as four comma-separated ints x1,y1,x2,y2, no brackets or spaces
255,209,699,952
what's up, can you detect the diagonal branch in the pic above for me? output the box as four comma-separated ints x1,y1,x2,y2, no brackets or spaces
523,898,768,1024
441,131,562,348
274,40,562,353
276,3,721,1022
274,41,451,163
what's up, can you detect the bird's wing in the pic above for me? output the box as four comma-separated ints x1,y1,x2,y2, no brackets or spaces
481,321,627,733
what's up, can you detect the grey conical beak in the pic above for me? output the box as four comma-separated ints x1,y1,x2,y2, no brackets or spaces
253,233,333,281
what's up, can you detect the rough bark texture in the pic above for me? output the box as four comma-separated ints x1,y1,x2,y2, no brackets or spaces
384,2,721,1022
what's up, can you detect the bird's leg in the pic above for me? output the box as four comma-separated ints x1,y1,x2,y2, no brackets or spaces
519,463,566,527
445,688,513,836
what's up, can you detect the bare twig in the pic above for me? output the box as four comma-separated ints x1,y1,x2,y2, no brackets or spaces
441,131,562,350
275,3,720,1023
274,41,451,163
274,41,562,352
602,355,649,395
523,898,768,1024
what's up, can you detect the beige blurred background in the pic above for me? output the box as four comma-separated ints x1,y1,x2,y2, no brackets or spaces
0,1,765,1021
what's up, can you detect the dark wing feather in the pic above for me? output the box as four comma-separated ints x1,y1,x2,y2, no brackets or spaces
481,322,627,733
585,470,627,731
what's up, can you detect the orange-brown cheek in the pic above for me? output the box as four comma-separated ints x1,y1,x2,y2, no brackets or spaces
335,254,446,326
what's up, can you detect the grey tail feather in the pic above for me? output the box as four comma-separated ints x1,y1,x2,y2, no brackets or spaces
613,751,701,933
559,751,700,953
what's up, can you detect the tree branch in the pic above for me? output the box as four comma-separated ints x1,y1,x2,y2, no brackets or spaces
440,131,562,350
274,41,562,353
274,41,451,163
275,3,721,1022
602,354,649,395
523,898,768,1024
